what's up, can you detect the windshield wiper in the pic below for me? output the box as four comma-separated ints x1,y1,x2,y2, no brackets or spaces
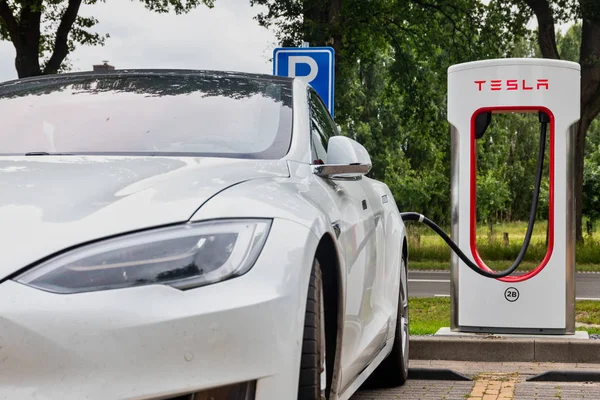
24,152,74,156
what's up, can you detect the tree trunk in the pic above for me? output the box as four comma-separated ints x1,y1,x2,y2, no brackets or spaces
302,0,343,80
524,0,560,59
15,41,42,78
527,0,600,243
577,16,600,242
328,0,342,79
0,1,44,78
574,117,591,243
302,0,327,44
43,0,83,75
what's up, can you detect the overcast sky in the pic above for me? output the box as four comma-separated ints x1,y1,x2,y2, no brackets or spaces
0,0,278,82
0,1,573,83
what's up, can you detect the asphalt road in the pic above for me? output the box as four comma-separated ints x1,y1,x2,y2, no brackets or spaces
408,270,600,300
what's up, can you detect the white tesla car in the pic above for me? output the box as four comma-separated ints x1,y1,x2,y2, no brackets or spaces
0,70,409,400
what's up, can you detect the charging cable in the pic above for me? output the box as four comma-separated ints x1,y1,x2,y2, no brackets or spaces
401,112,550,278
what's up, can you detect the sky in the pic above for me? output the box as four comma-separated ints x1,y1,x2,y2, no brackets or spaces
0,0,278,82
0,1,575,83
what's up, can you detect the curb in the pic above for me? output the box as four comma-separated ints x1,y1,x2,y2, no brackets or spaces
410,336,600,363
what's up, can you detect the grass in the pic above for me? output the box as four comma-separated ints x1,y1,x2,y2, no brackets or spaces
408,260,600,272
575,301,600,325
406,220,600,271
409,297,600,336
409,297,452,335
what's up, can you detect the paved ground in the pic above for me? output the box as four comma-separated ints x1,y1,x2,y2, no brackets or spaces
352,379,474,399
408,270,600,300
351,360,600,399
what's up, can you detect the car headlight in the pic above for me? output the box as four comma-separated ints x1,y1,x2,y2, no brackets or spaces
15,219,271,294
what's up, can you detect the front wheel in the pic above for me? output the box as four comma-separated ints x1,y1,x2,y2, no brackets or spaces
365,256,409,387
298,259,327,400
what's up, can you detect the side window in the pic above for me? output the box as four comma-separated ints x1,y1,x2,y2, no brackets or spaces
309,88,337,164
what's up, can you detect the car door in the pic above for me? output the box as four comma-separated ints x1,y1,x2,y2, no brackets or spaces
306,89,388,391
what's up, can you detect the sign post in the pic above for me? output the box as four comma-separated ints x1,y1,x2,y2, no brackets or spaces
273,46,335,117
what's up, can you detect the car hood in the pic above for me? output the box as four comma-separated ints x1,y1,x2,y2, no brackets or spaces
0,156,289,280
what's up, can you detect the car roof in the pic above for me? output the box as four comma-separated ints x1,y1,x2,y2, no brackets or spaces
0,69,295,89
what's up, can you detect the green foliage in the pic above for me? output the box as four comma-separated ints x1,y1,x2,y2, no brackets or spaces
556,22,581,62
250,0,576,227
141,0,214,14
559,23,600,225
576,300,600,325
583,127,600,224
474,112,552,223
476,168,511,228
408,296,450,336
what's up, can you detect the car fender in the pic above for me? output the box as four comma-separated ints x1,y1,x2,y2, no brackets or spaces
191,171,350,394
190,172,347,284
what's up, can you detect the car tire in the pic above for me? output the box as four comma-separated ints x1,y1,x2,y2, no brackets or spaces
364,255,409,388
298,259,327,400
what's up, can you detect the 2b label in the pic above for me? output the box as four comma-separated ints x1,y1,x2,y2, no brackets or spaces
504,287,520,302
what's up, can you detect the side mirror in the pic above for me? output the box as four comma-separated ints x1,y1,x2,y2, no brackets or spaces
313,136,372,179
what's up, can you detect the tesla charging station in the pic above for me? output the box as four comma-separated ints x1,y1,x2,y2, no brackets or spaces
447,58,580,334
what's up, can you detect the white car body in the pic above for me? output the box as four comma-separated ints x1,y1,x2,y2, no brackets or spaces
0,71,408,400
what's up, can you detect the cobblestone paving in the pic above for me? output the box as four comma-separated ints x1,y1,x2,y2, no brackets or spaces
515,381,600,399
350,361,600,400
467,372,517,399
351,379,475,400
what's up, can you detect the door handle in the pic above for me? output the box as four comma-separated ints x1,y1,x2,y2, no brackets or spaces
362,199,368,210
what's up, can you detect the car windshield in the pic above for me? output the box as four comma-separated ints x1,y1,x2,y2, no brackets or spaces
0,72,293,159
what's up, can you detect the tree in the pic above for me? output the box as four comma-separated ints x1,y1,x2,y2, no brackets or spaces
250,0,533,225
477,168,511,234
513,0,600,242
582,116,600,233
552,23,600,233
0,0,214,78
583,136,600,233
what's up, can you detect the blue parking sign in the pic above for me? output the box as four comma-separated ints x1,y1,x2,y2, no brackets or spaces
273,46,335,117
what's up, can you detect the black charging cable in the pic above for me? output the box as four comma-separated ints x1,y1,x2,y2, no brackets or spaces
401,112,550,278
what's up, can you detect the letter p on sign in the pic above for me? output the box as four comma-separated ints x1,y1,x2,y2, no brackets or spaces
273,46,335,117
288,56,319,84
